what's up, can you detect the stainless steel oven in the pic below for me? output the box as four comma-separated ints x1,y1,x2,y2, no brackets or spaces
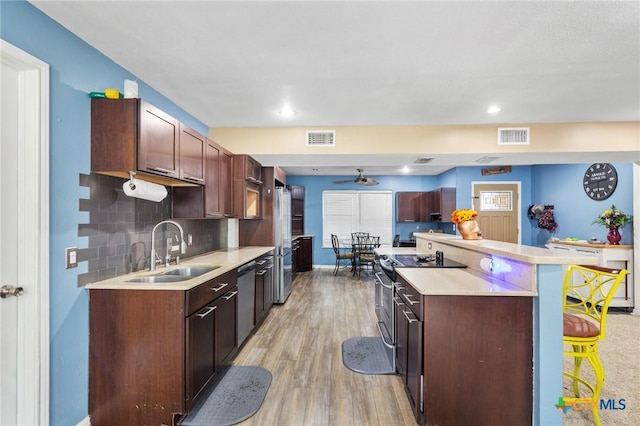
374,264,396,370
375,254,467,372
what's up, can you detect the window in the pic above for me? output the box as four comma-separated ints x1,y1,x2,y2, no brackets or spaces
479,190,513,211
322,190,392,247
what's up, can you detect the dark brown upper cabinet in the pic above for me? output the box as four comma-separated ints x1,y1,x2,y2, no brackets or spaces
91,98,203,187
396,192,422,222
396,188,456,223
178,124,205,184
173,138,234,219
233,154,262,219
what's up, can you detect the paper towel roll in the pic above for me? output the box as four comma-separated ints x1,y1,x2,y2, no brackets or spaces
123,179,167,202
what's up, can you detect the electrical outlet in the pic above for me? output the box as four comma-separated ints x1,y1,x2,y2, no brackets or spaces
188,234,193,245
65,247,78,269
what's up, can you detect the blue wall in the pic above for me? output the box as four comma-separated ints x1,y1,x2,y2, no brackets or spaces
2,2,635,424
1,2,208,424
290,162,634,266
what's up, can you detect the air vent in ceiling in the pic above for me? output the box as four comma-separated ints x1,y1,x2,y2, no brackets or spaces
414,157,434,164
474,156,501,164
306,130,335,147
498,127,530,145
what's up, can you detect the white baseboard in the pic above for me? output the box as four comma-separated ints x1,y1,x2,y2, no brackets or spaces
77,415,91,426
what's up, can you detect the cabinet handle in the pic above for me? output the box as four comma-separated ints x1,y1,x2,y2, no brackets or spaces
183,176,204,183
393,296,404,307
265,256,274,260
148,167,171,174
404,294,420,305
196,306,216,318
256,270,267,276
256,260,267,265
210,282,228,292
266,265,274,270
403,310,418,323
223,290,238,300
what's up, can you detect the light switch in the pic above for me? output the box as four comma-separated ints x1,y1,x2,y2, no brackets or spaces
65,247,78,269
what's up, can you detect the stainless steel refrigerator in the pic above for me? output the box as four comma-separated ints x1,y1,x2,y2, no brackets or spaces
273,186,292,303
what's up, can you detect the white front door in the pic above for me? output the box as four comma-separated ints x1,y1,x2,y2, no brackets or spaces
0,40,50,426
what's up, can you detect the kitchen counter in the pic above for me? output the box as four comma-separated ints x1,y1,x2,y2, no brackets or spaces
395,267,533,296
547,239,632,249
404,233,602,426
376,245,534,296
414,233,602,264
85,246,274,290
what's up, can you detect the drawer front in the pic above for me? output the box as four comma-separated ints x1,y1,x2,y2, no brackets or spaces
396,275,423,320
186,270,237,316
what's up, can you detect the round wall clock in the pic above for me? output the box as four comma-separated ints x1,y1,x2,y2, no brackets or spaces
583,163,618,200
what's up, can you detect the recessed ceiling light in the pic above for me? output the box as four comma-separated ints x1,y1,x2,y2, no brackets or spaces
487,105,501,114
278,105,296,118
401,166,410,173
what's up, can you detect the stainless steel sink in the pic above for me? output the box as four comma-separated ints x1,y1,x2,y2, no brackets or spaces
127,275,193,283
163,266,220,277
126,265,220,283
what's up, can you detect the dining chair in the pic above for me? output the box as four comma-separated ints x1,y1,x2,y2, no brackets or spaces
351,232,369,242
355,235,380,277
331,234,354,275
562,264,628,426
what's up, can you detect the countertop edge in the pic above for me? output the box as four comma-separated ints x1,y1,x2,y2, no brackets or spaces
85,246,275,290
414,233,600,265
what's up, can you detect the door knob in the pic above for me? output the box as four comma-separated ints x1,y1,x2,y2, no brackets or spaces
1,285,24,298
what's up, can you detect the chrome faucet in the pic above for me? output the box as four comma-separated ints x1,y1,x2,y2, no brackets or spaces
150,220,186,271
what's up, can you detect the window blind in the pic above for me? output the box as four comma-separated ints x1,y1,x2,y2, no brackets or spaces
322,190,393,247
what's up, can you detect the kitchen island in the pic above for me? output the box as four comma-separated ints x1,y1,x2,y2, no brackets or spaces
377,234,599,426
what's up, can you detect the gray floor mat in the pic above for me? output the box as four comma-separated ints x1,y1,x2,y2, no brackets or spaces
342,336,395,375
180,365,272,426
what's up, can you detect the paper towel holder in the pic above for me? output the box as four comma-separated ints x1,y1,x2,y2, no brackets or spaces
127,171,137,191
123,171,168,202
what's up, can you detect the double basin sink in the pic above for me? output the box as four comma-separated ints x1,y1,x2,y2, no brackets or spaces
126,266,221,283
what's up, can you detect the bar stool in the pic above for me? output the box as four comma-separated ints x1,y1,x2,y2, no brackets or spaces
562,264,628,426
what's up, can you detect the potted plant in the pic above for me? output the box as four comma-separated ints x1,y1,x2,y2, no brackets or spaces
592,204,633,245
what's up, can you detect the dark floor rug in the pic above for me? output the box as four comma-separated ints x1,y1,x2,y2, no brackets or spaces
342,336,395,375
180,365,272,426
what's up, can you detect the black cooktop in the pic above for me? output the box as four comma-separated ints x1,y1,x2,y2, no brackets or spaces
390,255,467,268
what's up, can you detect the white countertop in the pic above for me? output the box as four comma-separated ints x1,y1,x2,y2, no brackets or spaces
395,267,534,296
85,246,275,290
414,233,599,265
375,245,534,296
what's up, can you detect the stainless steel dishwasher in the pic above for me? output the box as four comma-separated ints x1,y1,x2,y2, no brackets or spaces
237,261,256,346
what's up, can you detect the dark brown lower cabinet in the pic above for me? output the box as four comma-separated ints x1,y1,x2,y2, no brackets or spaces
254,252,274,326
214,287,238,367
186,304,216,409
297,236,313,271
89,269,238,426
395,276,533,426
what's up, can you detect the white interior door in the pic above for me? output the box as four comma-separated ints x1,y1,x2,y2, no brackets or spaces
0,40,50,426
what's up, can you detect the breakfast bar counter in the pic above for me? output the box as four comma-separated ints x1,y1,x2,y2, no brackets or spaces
404,233,599,426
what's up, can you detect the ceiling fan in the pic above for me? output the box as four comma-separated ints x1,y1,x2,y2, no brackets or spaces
333,169,379,186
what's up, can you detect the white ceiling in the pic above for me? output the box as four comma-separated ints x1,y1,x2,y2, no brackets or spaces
30,1,640,176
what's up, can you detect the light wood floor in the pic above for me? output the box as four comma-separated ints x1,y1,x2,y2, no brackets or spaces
233,267,417,426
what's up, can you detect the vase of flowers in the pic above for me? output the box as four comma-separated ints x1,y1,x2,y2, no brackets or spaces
592,205,633,245
451,208,482,240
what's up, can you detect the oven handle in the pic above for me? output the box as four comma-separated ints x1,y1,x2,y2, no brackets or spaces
374,272,394,290
404,294,420,305
376,321,395,349
403,310,419,323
